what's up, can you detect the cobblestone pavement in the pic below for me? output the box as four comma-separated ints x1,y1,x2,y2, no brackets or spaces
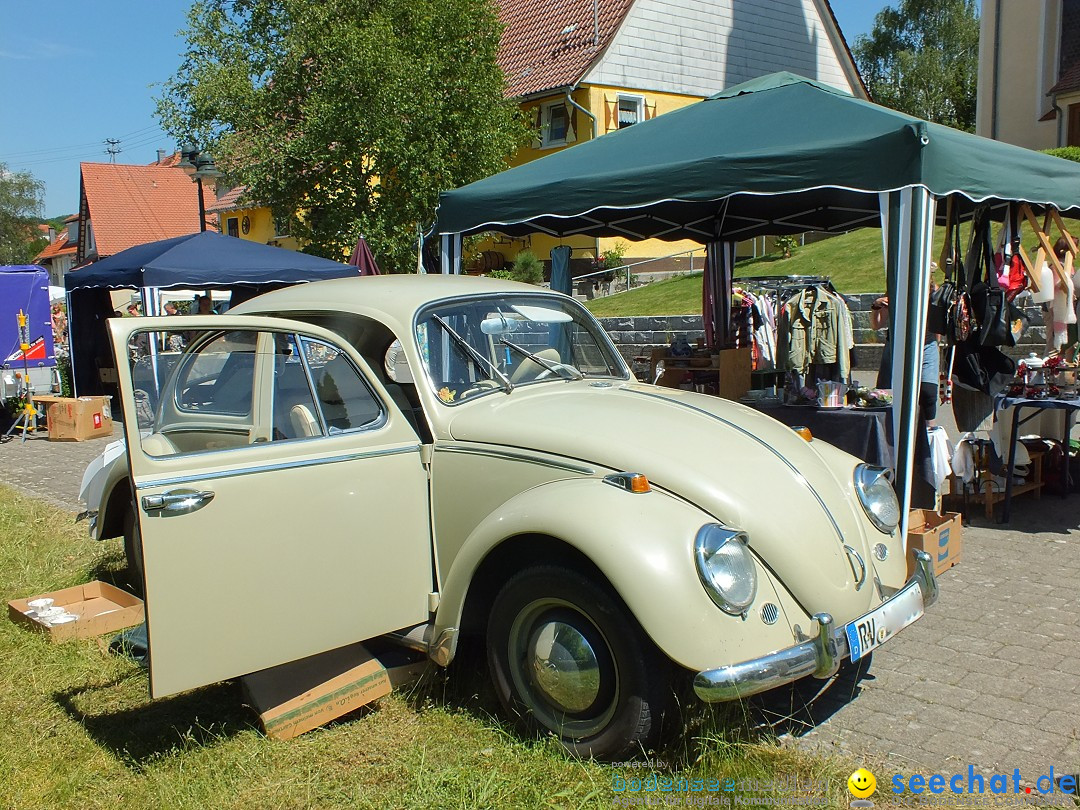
0,423,121,511
1,423,1078,780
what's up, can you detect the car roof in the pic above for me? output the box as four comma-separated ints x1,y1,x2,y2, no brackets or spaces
230,273,562,320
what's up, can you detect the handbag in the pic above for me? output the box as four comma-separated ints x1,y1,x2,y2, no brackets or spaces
968,213,1012,347
946,220,973,345
952,335,1016,395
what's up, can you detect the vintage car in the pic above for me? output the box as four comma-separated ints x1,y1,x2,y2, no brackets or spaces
81,274,937,759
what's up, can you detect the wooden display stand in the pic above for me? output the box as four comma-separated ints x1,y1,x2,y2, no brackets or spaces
946,445,1044,519
649,347,751,400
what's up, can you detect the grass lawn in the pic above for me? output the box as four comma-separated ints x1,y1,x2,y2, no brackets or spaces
586,227,933,318
0,485,856,809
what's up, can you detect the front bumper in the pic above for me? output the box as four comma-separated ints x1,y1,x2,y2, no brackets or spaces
694,549,938,702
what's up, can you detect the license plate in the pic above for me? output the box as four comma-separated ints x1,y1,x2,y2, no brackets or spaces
845,582,925,662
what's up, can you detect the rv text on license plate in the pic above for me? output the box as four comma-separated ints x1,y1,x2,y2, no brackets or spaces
843,586,925,663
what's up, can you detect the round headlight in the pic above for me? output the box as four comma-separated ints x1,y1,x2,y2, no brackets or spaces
854,464,900,534
694,524,758,615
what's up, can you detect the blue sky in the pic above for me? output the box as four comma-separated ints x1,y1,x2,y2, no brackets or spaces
0,0,886,219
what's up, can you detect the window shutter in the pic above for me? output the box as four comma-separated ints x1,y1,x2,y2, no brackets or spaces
565,105,577,143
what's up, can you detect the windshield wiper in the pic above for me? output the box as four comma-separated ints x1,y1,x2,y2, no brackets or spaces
431,314,513,393
499,338,584,380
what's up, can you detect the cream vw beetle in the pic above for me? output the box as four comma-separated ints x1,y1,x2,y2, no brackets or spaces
88,274,936,759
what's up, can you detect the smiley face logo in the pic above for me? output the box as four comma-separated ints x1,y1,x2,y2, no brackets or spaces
848,768,877,799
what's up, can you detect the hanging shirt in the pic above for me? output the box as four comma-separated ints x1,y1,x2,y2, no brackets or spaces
777,287,840,374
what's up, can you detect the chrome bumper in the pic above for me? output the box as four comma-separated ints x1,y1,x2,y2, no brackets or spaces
694,549,938,702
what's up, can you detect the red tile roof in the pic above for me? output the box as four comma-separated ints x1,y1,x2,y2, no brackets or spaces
206,185,254,213
34,228,76,262
151,151,183,168
1049,58,1080,96
497,0,634,98
80,162,209,257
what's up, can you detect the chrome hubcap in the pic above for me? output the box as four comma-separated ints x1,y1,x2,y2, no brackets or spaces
529,621,600,713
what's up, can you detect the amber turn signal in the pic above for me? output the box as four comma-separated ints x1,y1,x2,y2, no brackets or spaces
791,425,813,442
603,472,652,493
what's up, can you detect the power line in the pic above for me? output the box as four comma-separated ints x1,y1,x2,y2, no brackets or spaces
0,125,163,160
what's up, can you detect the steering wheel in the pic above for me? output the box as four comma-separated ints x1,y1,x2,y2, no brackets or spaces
459,379,502,399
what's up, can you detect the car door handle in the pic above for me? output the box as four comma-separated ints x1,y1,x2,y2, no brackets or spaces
141,489,215,515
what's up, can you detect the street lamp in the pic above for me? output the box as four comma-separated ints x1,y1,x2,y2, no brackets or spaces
177,145,222,232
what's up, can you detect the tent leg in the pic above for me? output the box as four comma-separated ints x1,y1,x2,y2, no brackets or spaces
440,234,462,275
881,189,937,545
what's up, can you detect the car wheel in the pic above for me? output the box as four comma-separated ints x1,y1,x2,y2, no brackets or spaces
122,507,144,597
487,564,671,760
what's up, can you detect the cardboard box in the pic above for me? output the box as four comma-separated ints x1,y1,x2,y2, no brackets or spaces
242,641,429,741
38,395,113,441
907,509,963,577
8,581,144,642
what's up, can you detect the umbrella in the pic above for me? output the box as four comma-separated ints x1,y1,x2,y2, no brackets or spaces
347,236,381,276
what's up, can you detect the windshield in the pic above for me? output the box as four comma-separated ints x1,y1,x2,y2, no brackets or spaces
415,294,628,404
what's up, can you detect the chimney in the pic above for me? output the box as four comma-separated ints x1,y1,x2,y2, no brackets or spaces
49,227,56,243
157,149,167,164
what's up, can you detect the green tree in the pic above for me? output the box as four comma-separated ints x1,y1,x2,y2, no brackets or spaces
156,0,528,271
0,164,46,265
853,0,979,131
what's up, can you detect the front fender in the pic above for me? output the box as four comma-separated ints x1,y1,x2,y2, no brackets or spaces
434,478,810,672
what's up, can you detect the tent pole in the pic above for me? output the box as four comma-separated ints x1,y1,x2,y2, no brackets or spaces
881,188,937,545
440,234,462,275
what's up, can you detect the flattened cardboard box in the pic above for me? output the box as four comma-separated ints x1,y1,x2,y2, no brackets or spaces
8,581,144,642
242,641,429,740
907,509,963,577
40,395,113,441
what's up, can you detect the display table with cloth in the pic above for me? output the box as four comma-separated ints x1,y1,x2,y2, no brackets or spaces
749,403,935,507
994,395,1080,523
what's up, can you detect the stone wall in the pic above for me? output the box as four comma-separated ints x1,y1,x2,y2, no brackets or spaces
600,292,1049,379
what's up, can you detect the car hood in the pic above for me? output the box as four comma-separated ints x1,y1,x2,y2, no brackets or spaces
447,381,880,618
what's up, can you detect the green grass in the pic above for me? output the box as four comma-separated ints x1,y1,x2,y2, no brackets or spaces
0,484,858,809
586,229,908,317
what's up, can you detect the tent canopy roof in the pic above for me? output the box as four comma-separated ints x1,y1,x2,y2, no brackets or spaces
434,72,1080,241
65,231,357,291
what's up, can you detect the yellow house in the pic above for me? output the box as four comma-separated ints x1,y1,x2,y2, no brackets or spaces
475,0,867,277
976,0,1080,149
208,186,301,252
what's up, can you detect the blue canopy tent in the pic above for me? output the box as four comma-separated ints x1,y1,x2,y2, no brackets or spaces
0,265,56,398
65,231,358,397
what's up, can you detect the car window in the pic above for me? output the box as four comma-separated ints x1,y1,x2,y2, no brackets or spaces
124,327,383,457
300,337,383,433
414,294,628,404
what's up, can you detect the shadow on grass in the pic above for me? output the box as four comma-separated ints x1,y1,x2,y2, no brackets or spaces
54,673,255,769
401,634,874,770
83,546,133,593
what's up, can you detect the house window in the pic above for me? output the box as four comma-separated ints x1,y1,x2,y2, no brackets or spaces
617,95,645,128
273,213,291,238
226,217,239,238
1069,104,1080,147
540,101,576,148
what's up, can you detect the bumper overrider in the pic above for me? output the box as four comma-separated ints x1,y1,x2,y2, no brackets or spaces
694,549,938,702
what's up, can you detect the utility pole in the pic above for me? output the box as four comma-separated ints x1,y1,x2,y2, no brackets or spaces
104,138,121,162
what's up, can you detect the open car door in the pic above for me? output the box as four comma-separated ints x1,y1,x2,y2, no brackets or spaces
109,315,432,698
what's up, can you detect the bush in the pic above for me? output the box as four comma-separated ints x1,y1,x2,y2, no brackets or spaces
1042,146,1080,163
510,250,544,285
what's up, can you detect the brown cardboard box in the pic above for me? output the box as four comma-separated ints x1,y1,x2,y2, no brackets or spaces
8,581,144,642
38,396,113,441
242,641,429,741
907,509,963,577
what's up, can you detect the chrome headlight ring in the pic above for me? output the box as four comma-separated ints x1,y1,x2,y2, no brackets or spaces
694,524,758,616
854,464,900,534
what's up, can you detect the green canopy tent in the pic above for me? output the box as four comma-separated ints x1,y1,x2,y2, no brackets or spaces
432,72,1080,537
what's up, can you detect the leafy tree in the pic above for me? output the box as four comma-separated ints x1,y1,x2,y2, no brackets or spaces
853,0,979,131
156,0,528,271
0,163,46,264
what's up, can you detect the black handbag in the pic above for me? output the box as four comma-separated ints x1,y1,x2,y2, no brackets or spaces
953,335,1016,395
968,213,1012,347
945,220,973,345
928,202,957,336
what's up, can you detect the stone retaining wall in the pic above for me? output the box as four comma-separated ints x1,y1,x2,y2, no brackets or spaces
599,292,1049,378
